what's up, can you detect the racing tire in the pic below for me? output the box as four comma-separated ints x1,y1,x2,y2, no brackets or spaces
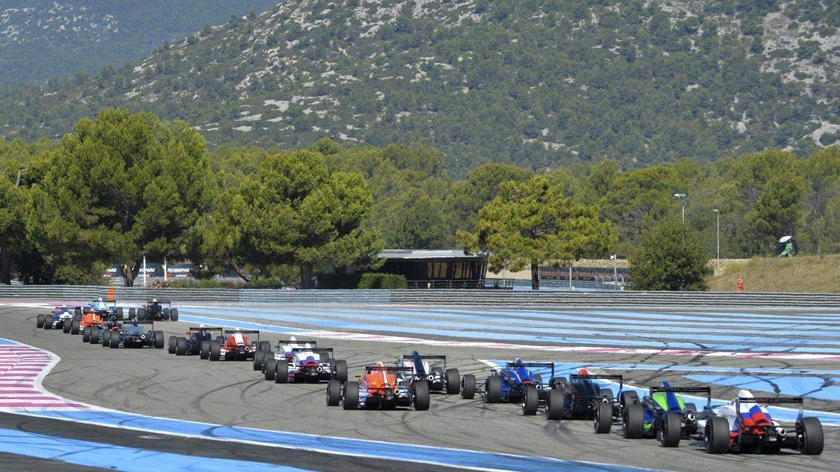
170,308,179,322
70,319,80,335
129,308,136,319
595,401,612,434
342,381,359,410
36,314,45,328
200,341,210,359
522,386,539,415
109,330,120,349
209,341,221,361
445,368,460,395
82,327,91,343
44,315,54,329
275,360,289,383
620,391,639,408
485,376,502,404
102,330,111,347
461,374,476,400
89,327,99,344
705,416,729,454
263,359,276,381
137,307,146,321
333,360,348,384
163,308,170,319
546,389,563,420
623,404,644,439
601,389,614,403
253,351,265,371
800,417,824,455
414,380,430,411
168,336,177,354
63,321,71,333
658,413,681,447
258,341,271,352
154,331,164,349
74,306,82,316
326,379,341,406
116,307,124,319
176,337,186,355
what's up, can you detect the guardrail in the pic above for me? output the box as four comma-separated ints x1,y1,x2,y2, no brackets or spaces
1,285,839,308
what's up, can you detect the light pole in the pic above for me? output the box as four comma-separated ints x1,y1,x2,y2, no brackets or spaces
713,209,720,274
610,254,618,290
674,193,687,223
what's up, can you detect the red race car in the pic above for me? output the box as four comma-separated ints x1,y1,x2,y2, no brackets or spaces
328,363,430,411
208,328,271,361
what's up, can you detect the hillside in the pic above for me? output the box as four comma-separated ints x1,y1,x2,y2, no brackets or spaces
1,0,839,173
0,0,279,86
707,255,840,293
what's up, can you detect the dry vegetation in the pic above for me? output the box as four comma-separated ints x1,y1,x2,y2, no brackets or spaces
706,255,840,293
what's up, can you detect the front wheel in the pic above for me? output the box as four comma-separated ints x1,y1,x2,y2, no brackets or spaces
89,327,99,344
154,331,164,349
263,359,276,381
70,319,80,335
36,314,45,328
44,315,54,329
169,308,178,321
445,368,460,395
623,404,644,439
168,336,177,354
200,341,210,359
333,360,348,383
326,379,341,406
275,360,289,383
109,330,120,349
253,351,265,371
175,337,186,355
546,389,564,420
342,381,359,410
82,327,91,343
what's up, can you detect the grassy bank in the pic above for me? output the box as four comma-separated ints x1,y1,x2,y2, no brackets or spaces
707,254,840,293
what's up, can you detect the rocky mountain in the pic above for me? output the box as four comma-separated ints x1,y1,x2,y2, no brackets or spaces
0,0,279,85
2,0,839,173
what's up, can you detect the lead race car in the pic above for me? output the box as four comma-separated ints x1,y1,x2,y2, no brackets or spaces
258,338,347,384
136,299,179,321
699,390,823,455
207,328,270,361
395,351,473,397
327,363,430,411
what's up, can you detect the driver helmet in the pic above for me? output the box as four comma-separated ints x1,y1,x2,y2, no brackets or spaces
375,361,385,368
98,297,103,302
199,324,205,329
234,327,240,332
62,304,67,309
738,389,754,400
131,317,138,326
289,335,297,342
152,298,158,303
304,343,312,350
513,357,524,367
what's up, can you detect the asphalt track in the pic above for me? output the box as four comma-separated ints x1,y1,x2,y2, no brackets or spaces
1,303,839,471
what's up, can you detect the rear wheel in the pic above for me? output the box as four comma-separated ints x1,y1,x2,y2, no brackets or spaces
522,386,538,415
275,361,289,383
116,307,124,319
620,391,639,408
70,320,80,335
170,308,179,321
200,341,210,359
209,341,221,361
102,330,111,347
63,321,71,333
168,336,177,354
333,360,348,383
44,315,54,329
800,417,824,455
176,337,186,355
461,374,476,399
485,376,502,403
74,307,82,316
414,380,430,411
342,381,359,410
445,368,460,395
89,327,99,344
595,401,612,433
253,351,265,371
82,327,91,343
128,308,136,319
264,359,276,381
658,413,682,447
705,416,729,454
547,389,564,420
326,379,341,406
623,404,645,439
109,331,120,349
36,314,45,328
154,331,164,349
137,307,146,321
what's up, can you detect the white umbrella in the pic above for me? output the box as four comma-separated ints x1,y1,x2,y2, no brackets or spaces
778,236,793,244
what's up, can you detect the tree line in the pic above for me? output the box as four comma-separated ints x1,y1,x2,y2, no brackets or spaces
2,109,839,287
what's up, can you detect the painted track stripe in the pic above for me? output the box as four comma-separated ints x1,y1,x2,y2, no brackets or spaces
0,427,312,472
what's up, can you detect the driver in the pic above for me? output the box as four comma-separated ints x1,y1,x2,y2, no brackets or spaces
92,297,107,312
125,317,143,335
58,304,73,318
197,324,211,341
105,314,119,329
147,299,162,320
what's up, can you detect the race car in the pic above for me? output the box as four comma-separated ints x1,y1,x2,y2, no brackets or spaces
80,309,106,342
207,328,269,361
36,306,76,332
258,338,347,384
106,319,164,349
170,325,224,358
620,382,710,446
699,390,823,455
86,298,126,320
327,363,430,411
546,370,626,431
394,352,469,396
136,299,178,321
482,359,556,415
88,315,124,347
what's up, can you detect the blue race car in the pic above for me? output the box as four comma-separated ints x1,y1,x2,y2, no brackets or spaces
106,319,164,349
482,359,556,415
170,325,223,358
620,382,710,446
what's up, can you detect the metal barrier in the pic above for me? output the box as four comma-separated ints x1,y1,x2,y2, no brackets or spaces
1,285,839,308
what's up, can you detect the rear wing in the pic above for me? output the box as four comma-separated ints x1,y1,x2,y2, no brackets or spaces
505,361,556,379
400,354,446,360
276,339,319,348
147,300,172,304
650,385,712,407
189,327,223,333
735,396,805,424
365,365,413,374
570,374,624,390
229,329,260,335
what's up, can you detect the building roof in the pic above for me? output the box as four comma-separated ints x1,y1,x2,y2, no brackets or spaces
378,249,484,260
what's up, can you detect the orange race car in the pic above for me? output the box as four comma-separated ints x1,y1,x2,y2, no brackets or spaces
328,363,430,411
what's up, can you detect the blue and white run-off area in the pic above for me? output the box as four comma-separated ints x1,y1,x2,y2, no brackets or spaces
0,301,838,471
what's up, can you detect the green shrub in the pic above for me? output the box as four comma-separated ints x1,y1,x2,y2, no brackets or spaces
357,273,407,289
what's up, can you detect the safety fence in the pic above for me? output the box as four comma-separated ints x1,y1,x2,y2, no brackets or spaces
1,285,839,308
